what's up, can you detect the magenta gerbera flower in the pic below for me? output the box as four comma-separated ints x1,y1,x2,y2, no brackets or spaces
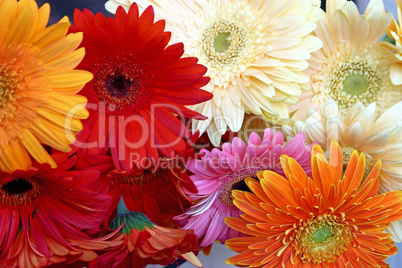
175,129,313,247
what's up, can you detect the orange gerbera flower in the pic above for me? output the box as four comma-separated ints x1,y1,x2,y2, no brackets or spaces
225,141,402,267
0,0,91,173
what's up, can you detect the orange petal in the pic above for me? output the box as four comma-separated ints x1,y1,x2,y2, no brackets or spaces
329,140,343,184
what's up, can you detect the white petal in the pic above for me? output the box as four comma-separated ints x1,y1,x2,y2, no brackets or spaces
343,122,364,147
222,97,244,132
359,131,391,148
386,220,402,243
207,120,222,147
326,0,347,17
321,99,340,120
390,62,402,85
331,9,351,42
305,117,326,145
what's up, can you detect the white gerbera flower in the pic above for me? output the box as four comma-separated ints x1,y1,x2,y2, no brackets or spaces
283,99,402,241
383,0,402,85
105,0,323,145
290,0,402,121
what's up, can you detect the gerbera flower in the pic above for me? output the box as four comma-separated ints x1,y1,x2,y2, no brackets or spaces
0,0,91,172
90,210,201,268
175,129,313,247
81,135,199,227
0,153,114,267
69,4,211,172
283,99,402,241
225,141,402,267
105,0,323,146
291,0,402,121
105,153,198,227
383,0,402,85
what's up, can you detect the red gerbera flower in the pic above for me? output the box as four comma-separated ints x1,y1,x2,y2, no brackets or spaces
85,146,199,227
90,211,201,268
69,4,212,172
0,153,114,267
107,157,198,226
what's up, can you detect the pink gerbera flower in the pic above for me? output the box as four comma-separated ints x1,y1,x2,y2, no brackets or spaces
175,129,313,247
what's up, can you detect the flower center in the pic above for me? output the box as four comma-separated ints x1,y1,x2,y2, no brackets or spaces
0,61,22,111
293,214,354,264
89,54,151,114
214,32,231,53
310,225,332,243
327,59,382,112
105,72,137,98
0,178,42,206
118,169,161,186
0,51,34,133
342,73,368,96
0,45,45,134
202,20,247,66
219,168,257,206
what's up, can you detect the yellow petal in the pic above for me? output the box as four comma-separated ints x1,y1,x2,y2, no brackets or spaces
0,140,31,172
45,92,89,119
47,70,92,90
5,0,38,44
0,0,17,42
20,129,56,167
31,21,70,48
44,47,85,71
37,108,83,132
34,2,50,36
29,121,74,152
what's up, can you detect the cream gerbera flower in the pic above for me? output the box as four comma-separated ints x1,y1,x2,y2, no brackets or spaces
283,99,402,241
291,0,402,121
105,0,323,146
383,0,402,85
0,0,91,172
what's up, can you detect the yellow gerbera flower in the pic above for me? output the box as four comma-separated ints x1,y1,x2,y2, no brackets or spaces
291,0,402,121
105,0,323,146
0,0,91,172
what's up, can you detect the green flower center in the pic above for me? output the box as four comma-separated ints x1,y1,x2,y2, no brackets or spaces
293,214,355,264
213,32,231,53
326,58,383,114
311,225,333,243
202,19,247,66
342,73,368,96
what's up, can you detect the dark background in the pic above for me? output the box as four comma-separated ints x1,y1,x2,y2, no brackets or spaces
36,0,328,25
36,0,111,24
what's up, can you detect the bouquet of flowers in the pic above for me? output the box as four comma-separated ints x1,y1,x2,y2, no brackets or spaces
1,0,402,267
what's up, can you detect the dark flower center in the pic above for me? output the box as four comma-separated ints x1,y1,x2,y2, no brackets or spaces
105,72,137,98
89,54,151,114
232,179,252,193
0,177,42,206
219,168,260,206
2,178,33,194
